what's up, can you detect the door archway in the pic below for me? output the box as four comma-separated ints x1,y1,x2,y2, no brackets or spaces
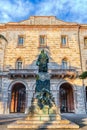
59,83,74,113
10,83,26,113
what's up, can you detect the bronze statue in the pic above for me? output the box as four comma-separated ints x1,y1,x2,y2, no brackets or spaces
36,50,49,72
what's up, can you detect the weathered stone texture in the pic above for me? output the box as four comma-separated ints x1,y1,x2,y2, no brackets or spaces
0,16,86,114
2,28,81,71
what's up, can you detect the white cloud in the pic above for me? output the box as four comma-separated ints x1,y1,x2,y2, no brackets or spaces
35,0,87,23
0,0,87,23
0,0,34,23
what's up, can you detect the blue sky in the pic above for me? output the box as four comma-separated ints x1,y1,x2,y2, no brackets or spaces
0,0,87,23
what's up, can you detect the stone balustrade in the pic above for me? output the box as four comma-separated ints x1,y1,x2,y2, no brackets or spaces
7,68,78,79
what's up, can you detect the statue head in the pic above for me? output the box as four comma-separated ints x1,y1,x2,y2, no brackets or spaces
41,49,44,54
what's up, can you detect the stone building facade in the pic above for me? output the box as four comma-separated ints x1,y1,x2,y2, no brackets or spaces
0,16,86,114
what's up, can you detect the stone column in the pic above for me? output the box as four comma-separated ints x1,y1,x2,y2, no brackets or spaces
0,90,3,114
7,90,11,114
57,91,60,106
25,90,34,114
75,87,86,114
25,91,28,114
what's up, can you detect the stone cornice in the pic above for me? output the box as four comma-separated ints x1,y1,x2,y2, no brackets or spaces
0,24,80,30
0,16,87,29
79,25,87,29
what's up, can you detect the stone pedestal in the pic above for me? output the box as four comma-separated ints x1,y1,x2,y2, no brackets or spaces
8,97,79,129
36,73,50,92
7,72,79,129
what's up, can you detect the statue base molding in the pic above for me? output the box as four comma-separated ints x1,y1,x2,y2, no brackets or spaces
8,114,79,129
8,98,79,129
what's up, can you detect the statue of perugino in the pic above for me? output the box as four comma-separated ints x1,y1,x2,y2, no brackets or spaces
36,50,49,72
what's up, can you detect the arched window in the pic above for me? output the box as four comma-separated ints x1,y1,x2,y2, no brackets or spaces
16,58,22,69
62,58,68,69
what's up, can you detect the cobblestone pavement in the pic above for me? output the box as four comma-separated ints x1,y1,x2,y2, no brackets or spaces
0,113,87,130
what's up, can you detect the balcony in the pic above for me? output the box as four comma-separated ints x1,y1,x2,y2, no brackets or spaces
8,69,38,78
48,69,77,79
8,68,77,79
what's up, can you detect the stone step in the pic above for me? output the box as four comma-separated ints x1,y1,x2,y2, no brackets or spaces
26,114,61,121
17,119,70,124
8,123,79,129
26,114,60,117
26,117,60,121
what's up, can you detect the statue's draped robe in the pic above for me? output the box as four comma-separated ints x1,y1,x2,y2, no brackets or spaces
36,51,50,92
36,51,49,72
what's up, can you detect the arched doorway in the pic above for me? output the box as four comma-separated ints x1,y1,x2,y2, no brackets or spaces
10,83,26,113
59,83,74,113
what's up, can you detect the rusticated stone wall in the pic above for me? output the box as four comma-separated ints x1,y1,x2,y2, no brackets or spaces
0,16,86,114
